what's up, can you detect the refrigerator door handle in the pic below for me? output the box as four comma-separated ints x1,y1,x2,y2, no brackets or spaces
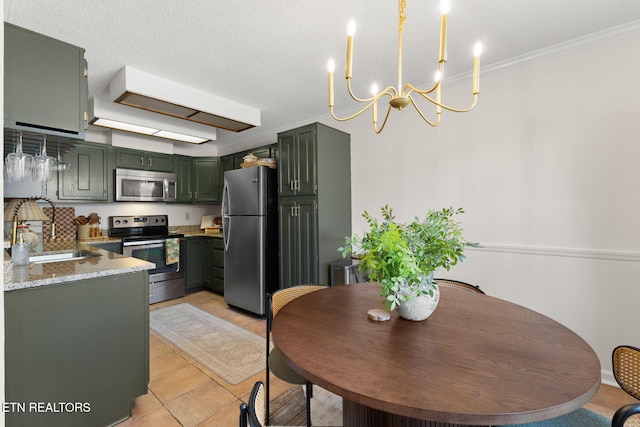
221,180,230,217
222,215,230,251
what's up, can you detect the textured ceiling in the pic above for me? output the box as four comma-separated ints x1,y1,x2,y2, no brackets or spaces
5,1,640,151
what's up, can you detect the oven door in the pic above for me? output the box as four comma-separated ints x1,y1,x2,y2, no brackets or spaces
122,238,182,281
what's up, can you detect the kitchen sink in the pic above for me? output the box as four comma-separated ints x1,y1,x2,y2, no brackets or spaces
29,249,102,264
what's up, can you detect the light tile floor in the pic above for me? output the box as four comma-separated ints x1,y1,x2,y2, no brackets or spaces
116,290,632,426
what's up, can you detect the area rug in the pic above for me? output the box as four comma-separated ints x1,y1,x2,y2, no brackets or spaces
504,407,610,426
149,303,264,385
270,389,609,427
270,385,342,427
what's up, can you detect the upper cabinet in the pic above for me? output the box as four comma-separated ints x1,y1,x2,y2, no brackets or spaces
56,141,112,201
278,126,316,197
172,156,220,204
4,23,88,139
114,148,173,172
193,158,221,203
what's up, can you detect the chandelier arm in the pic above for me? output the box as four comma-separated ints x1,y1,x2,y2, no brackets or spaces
329,97,386,122
373,103,393,134
403,62,445,97
408,96,440,127
347,79,397,103
413,91,479,113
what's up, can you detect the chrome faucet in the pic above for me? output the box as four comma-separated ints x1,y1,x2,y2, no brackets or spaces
10,196,56,245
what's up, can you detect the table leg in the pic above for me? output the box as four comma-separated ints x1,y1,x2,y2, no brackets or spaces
342,398,486,427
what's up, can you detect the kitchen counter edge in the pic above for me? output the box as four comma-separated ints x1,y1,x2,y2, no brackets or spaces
4,241,155,292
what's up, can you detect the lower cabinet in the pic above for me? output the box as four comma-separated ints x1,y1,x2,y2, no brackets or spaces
278,197,318,288
4,271,149,427
184,236,222,294
210,237,224,294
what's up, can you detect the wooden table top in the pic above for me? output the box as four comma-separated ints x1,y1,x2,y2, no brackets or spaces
271,283,601,426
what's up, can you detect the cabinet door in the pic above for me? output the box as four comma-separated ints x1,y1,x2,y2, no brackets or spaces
211,244,225,294
174,155,193,203
114,148,145,170
147,153,173,172
278,131,296,197
58,142,109,201
278,198,318,288
278,126,316,197
296,198,319,284
4,23,87,138
193,158,220,203
295,126,317,196
185,238,204,290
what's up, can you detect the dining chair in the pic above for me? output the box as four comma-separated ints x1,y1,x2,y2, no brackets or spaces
434,278,485,294
266,284,328,426
612,345,640,427
239,381,266,427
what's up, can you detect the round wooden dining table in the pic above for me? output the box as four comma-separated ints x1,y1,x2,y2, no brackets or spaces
271,283,601,427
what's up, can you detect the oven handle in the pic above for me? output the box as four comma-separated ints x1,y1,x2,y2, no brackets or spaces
122,241,165,248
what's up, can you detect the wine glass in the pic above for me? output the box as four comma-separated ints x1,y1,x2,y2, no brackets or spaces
56,144,71,173
5,131,33,182
32,135,56,182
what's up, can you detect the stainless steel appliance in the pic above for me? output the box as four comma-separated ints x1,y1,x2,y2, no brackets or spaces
108,214,185,304
222,166,278,316
114,168,177,202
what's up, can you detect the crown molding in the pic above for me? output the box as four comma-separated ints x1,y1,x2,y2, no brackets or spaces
448,19,640,85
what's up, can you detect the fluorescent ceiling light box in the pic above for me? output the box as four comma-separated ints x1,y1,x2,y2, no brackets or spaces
108,66,261,132
89,98,216,144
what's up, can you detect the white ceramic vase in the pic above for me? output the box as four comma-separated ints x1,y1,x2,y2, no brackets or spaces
396,284,440,321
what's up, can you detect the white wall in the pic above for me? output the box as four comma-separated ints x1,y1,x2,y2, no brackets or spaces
325,31,640,384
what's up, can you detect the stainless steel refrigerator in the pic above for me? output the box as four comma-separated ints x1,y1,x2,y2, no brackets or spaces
222,166,279,316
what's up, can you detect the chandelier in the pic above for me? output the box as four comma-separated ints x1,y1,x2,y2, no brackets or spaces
327,0,482,133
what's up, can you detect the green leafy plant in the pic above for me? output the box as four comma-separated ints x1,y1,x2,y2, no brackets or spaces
340,205,473,311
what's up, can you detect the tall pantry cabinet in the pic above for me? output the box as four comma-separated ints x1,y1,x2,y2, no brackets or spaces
277,123,351,288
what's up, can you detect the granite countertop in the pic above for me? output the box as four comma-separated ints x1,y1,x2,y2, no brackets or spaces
4,241,155,292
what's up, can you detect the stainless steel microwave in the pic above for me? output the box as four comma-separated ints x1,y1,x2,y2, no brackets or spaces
114,168,177,202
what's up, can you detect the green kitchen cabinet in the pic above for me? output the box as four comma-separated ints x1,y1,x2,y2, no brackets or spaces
279,197,318,288
4,270,149,427
185,237,206,290
4,23,88,138
185,237,217,292
278,126,316,197
277,123,351,288
174,155,194,202
56,141,111,201
114,147,173,172
209,237,224,294
193,157,220,203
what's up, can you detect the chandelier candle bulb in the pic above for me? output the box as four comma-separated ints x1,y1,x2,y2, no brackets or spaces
473,42,482,94
346,20,356,79
327,59,335,106
439,1,449,63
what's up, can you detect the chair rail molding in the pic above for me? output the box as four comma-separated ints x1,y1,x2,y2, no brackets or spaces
468,243,640,263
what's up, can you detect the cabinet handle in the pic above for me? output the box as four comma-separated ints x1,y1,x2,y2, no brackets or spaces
140,156,144,167
296,180,301,191
290,180,294,191
149,158,152,168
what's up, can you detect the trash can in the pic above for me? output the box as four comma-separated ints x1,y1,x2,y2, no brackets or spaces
330,258,365,286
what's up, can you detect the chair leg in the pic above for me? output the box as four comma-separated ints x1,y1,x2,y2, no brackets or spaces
305,381,312,427
239,402,248,427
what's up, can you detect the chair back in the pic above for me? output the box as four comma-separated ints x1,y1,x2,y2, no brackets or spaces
240,381,265,427
613,345,640,400
270,285,328,322
434,278,485,294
